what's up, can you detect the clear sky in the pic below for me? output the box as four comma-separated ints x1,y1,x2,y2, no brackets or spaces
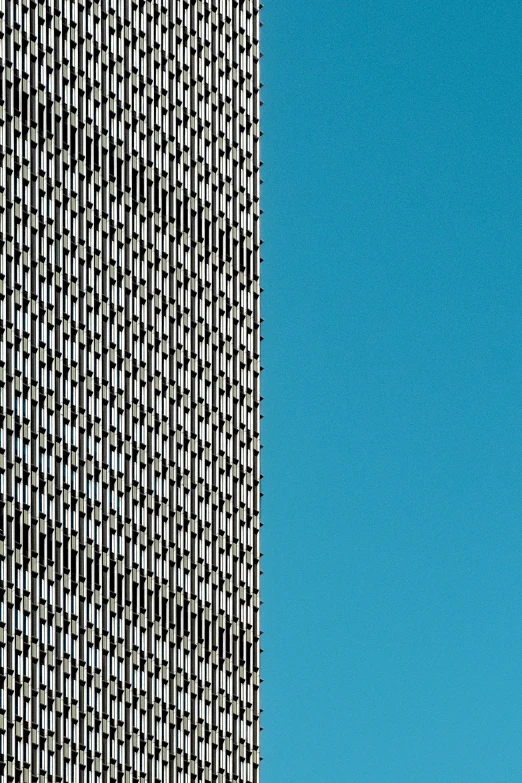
260,1,522,781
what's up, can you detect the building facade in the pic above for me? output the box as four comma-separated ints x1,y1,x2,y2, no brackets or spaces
0,1,261,781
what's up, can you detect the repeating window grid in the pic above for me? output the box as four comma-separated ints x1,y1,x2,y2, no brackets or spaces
0,1,260,782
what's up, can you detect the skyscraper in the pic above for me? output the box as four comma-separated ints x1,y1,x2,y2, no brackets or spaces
0,1,261,781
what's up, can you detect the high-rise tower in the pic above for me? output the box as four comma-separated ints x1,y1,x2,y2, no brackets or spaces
0,1,261,781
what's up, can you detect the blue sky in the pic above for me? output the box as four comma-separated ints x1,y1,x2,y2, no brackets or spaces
260,1,522,780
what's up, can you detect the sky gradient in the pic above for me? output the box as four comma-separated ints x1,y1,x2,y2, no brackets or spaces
260,1,522,780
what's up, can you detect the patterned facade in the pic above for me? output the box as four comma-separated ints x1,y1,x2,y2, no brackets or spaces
0,0,261,781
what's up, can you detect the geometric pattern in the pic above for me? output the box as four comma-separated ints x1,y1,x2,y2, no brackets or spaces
0,1,261,780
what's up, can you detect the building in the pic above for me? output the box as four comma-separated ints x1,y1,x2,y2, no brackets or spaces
0,1,261,781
